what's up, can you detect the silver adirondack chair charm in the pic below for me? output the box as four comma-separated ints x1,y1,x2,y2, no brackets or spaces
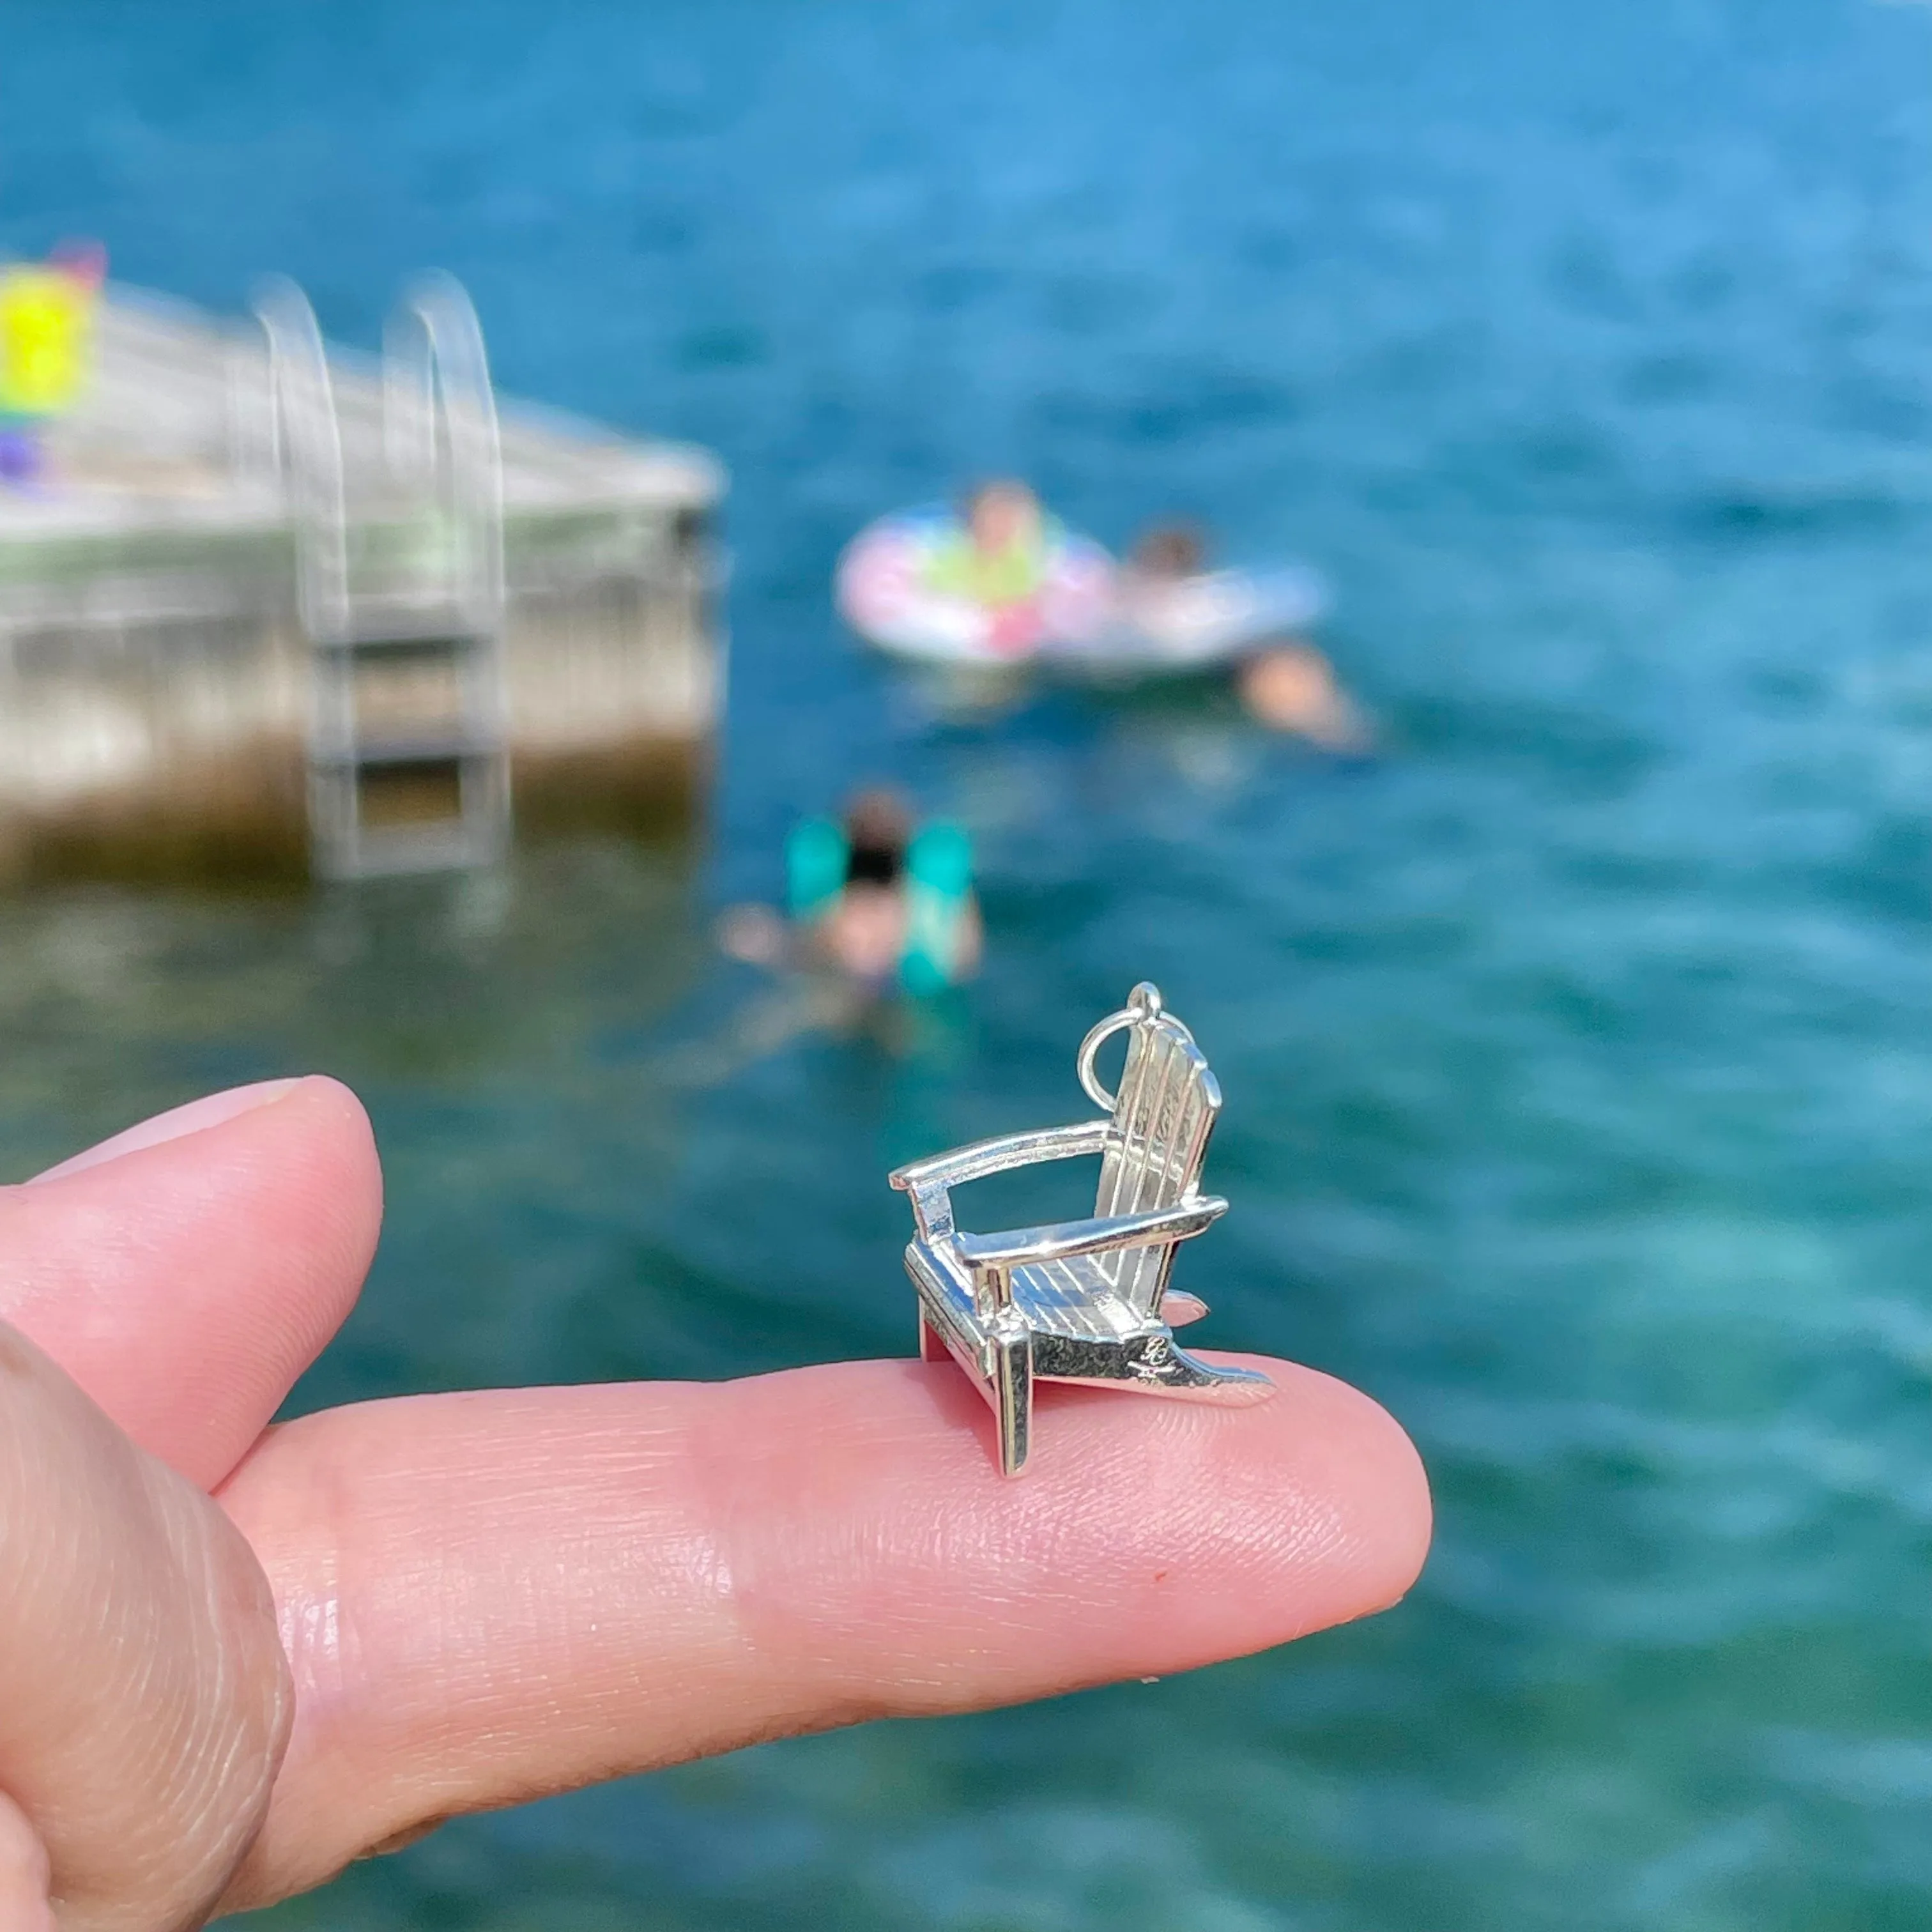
890,982,1273,1475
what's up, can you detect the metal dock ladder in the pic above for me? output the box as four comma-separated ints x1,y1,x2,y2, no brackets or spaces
256,273,512,880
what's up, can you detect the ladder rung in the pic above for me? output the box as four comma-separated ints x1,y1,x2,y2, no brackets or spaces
313,626,493,654
312,601,496,648
312,732,503,769
323,822,509,880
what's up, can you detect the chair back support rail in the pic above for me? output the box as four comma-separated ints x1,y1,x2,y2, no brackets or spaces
1091,1009,1221,1316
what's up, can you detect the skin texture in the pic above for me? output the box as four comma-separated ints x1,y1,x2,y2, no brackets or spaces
0,1078,1432,1927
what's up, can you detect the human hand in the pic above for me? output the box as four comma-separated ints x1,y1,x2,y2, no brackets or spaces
715,901,790,967
0,1078,1430,1929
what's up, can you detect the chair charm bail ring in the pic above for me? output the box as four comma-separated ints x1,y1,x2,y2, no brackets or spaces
1076,979,1192,1110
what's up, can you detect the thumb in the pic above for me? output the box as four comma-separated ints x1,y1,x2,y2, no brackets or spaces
0,1321,291,1932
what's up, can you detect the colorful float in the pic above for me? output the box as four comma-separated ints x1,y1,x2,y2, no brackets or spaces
836,502,1116,666
1070,562,1330,680
838,498,1330,682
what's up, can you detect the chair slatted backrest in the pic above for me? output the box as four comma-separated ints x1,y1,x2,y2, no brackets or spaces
1091,1012,1221,1315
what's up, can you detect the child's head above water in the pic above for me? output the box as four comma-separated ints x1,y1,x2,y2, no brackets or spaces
1130,523,1208,579
841,786,914,887
963,480,1041,555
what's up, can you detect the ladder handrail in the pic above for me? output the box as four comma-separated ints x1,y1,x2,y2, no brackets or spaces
382,272,505,634
251,276,350,643
254,272,512,880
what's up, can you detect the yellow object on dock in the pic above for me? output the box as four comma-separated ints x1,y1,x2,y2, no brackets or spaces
0,265,96,418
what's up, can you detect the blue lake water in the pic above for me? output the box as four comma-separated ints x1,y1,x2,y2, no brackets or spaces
8,0,1932,1924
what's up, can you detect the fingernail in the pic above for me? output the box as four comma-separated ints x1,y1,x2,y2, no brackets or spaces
28,1078,307,1185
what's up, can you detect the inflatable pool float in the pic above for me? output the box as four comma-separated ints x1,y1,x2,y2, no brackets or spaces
1059,564,1332,681
837,504,1116,665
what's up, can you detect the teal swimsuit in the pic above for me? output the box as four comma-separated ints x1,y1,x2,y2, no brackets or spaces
785,818,974,993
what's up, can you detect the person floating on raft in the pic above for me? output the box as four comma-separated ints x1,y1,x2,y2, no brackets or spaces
1119,521,1371,749
921,480,1050,648
837,481,1114,664
718,788,983,995
0,241,107,489
839,485,1348,717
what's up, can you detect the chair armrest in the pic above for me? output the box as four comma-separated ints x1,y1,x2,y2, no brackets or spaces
889,1119,1112,1194
891,1121,1113,1239
954,1196,1229,1274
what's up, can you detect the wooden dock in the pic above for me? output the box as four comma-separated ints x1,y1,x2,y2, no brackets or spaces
0,276,724,882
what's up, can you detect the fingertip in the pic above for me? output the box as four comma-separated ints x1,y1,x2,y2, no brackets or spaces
988,1352,1430,1665
256,1077,385,1261
0,1074,384,1488
1227,1356,1432,1625
237,1075,384,1350
98,1073,385,1358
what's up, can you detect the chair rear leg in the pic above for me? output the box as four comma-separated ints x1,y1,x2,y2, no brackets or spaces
991,1321,1034,1476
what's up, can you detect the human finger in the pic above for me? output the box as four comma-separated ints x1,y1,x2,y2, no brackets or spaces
0,1078,381,1489
0,1320,291,1932
217,1354,1429,1907
26,1080,302,1186
0,1791,54,1932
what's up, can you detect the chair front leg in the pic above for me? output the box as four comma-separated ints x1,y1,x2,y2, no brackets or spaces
990,1312,1033,1477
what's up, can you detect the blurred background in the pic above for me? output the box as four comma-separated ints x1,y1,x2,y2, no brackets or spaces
8,0,1932,1926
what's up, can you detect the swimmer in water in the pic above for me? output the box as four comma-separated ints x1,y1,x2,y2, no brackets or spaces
1127,521,1372,751
717,787,982,992
1236,642,1371,751
1114,521,1210,639
1124,522,1209,585
924,480,1048,611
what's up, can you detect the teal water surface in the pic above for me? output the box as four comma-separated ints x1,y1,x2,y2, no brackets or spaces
7,1,1932,1926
